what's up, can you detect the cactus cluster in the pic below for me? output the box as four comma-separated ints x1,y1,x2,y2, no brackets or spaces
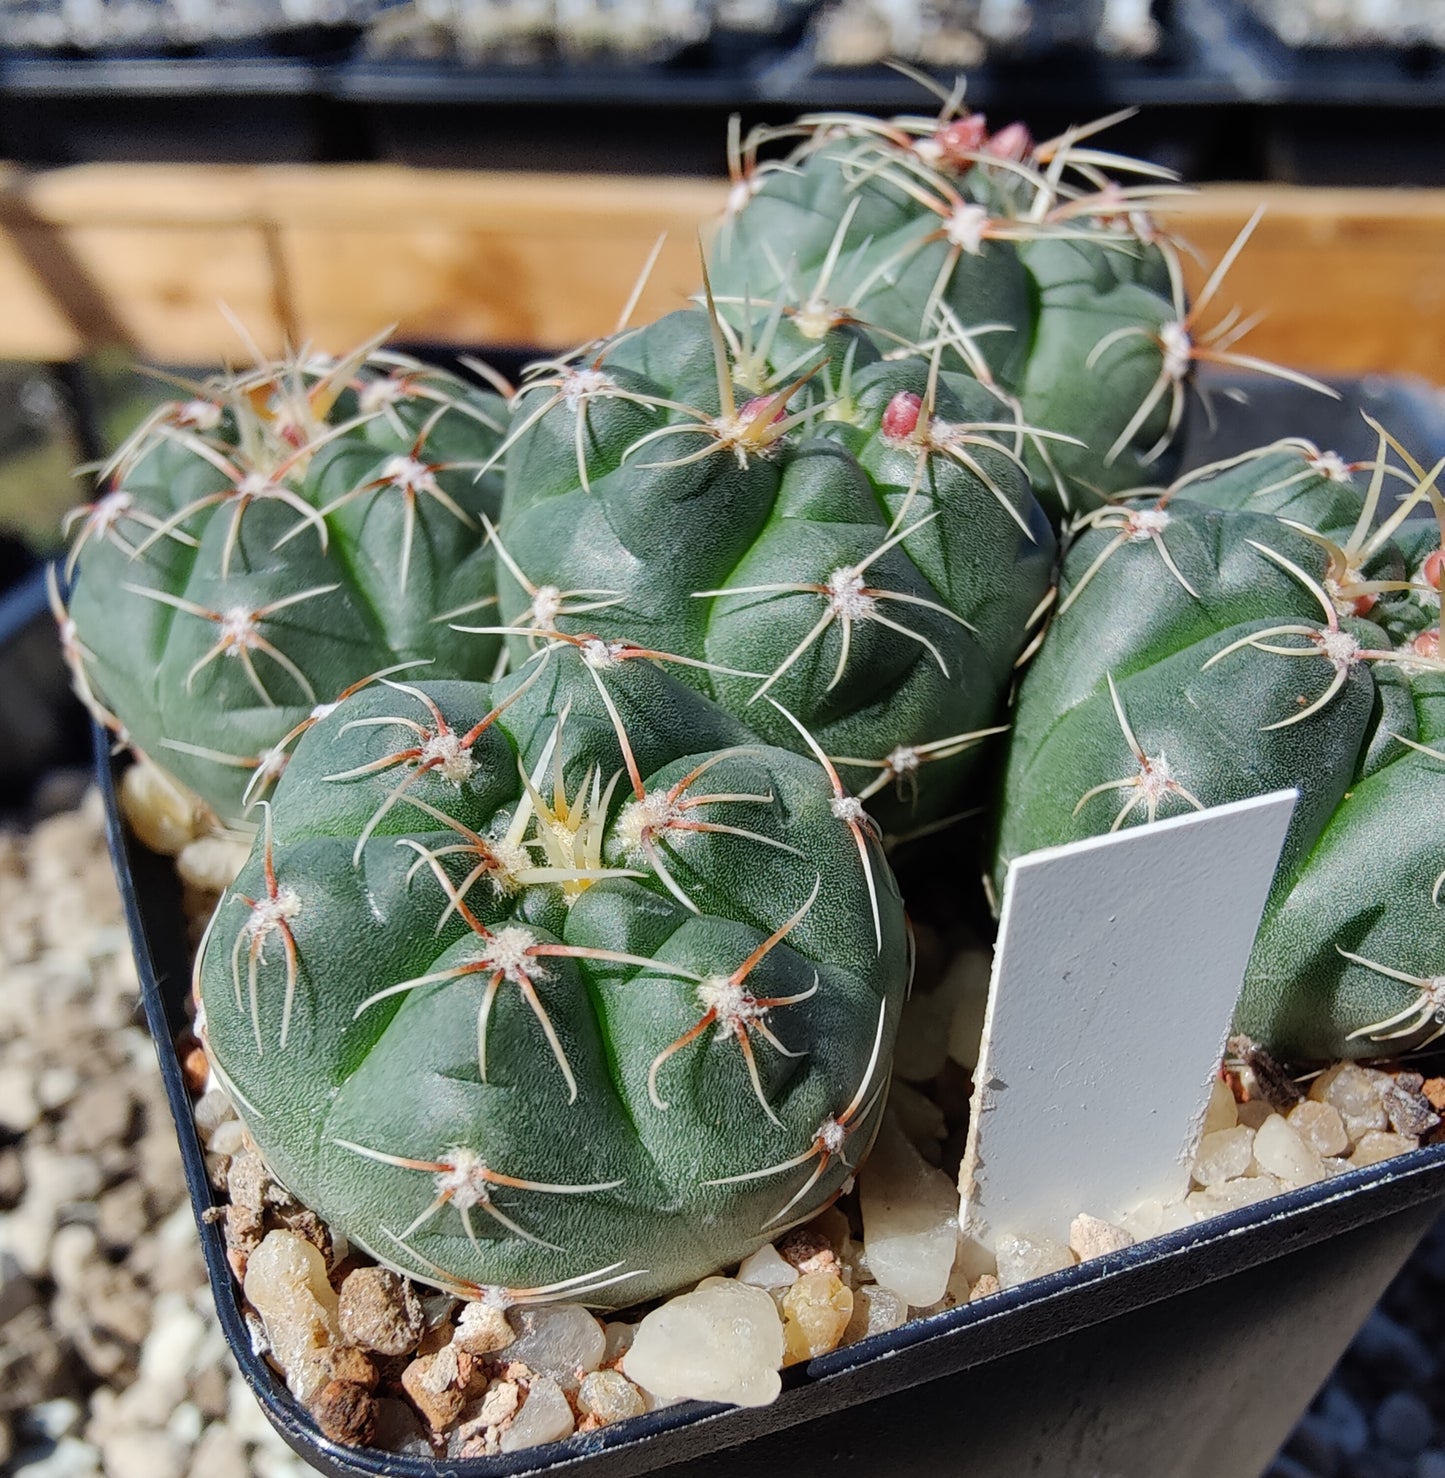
60,79,1444,1314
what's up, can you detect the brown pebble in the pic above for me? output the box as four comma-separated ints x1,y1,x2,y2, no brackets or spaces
190,1362,231,1419
1227,1033,1303,1111
311,1379,377,1446
96,1182,149,1250
339,1267,426,1357
0,1147,24,1209
776,1229,838,1274
401,1351,467,1431
313,1344,379,1390
226,1149,270,1213
224,1200,266,1255
452,1302,514,1356
1384,1081,1441,1140
180,1043,209,1096
1422,1078,1445,1113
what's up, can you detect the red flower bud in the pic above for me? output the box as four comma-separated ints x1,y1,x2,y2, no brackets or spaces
881,391,923,443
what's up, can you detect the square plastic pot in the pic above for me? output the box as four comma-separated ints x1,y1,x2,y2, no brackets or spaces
96,723,1445,1478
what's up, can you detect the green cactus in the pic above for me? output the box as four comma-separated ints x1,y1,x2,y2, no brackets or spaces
992,431,1445,1061
57,337,510,826
708,98,1331,521
488,291,1054,834
195,643,907,1306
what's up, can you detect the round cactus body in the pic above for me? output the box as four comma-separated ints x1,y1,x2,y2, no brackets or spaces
493,305,1054,833
59,342,509,826
707,107,1200,521
196,646,909,1306
993,439,1445,1062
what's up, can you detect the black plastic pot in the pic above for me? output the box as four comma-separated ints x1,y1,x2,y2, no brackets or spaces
96,726,1445,1478
0,560,88,807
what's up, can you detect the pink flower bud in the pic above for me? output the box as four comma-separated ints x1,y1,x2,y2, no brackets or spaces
881,391,922,443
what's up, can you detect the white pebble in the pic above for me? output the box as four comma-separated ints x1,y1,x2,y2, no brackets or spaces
1252,1113,1324,1187
1350,1131,1419,1167
1202,1076,1238,1135
1120,1199,1164,1241
1312,1062,1390,1145
1185,1172,1286,1218
944,948,992,1071
193,1089,235,1139
176,834,250,894
887,1080,948,1153
602,1321,635,1363
242,1231,341,1403
505,1303,605,1387
841,1282,907,1343
119,760,208,856
99,1430,188,1478
207,1120,247,1159
1288,1099,1349,1158
164,1402,204,1446
48,1224,98,1292
577,1369,645,1424
35,1066,80,1113
859,1116,959,1307
736,1243,798,1290
13,1436,102,1478
623,1278,784,1408
1068,1213,1134,1261
1156,1200,1199,1233
893,966,967,1082
28,1398,83,1439
502,1376,575,1452
1192,1126,1256,1186
994,1232,1074,1290
139,1291,208,1392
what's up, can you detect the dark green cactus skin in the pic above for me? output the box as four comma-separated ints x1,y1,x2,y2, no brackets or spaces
708,120,1186,520
196,648,907,1305
60,348,509,826
993,443,1445,1062
495,307,1054,833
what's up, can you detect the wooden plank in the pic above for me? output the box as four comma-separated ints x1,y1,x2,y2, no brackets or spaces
1161,188,1445,379
0,232,83,360
0,164,284,361
273,171,716,351
0,162,269,227
56,224,287,363
0,164,1440,380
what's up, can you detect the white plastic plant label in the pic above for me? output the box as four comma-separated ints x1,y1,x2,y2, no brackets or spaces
958,789,1298,1251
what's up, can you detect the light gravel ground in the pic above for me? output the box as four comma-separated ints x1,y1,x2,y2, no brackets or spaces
0,778,311,1478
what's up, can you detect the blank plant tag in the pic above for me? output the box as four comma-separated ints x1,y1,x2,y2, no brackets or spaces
958,789,1298,1251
